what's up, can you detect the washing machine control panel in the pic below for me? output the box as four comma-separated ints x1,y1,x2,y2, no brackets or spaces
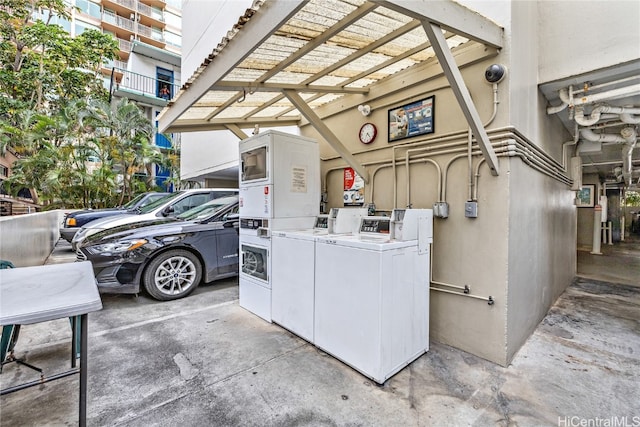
359,217,391,235
314,215,328,229
241,218,268,230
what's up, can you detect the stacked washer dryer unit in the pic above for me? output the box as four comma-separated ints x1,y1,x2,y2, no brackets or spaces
271,207,367,342
238,130,319,322
314,208,433,384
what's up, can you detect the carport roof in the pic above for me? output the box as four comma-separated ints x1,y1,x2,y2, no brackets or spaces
157,0,504,180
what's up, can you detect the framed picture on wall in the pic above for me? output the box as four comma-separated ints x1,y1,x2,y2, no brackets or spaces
576,184,595,207
388,96,435,142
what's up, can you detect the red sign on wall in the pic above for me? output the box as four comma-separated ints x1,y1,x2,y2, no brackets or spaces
343,167,364,206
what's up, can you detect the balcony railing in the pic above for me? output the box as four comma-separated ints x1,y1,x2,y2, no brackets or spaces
104,59,128,70
102,10,135,32
117,38,132,52
136,22,152,38
137,2,163,21
111,67,179,101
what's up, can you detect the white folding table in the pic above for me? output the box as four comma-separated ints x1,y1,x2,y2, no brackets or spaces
0,261,102,427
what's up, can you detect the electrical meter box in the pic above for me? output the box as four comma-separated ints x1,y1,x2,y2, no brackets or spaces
239,130,320,219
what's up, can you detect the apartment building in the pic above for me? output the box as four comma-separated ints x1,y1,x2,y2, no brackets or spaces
32,0,183,189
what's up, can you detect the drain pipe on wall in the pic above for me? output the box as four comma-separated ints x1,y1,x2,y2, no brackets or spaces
429,243,495,305
581,126,638,184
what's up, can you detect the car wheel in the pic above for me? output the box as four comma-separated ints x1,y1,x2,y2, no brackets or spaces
143,249,202,301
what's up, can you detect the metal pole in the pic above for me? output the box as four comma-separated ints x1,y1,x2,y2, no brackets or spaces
79,313,88,427
591,205,603,255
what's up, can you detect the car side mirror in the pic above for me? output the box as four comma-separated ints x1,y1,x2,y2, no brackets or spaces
223,213,240,228
162,206,174,216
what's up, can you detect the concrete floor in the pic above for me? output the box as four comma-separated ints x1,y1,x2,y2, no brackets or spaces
1,239,638,426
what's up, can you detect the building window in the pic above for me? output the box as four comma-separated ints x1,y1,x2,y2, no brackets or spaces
74,20,100,36
164,11,181,29
165,31,181,48
165,0,182,10
157,67,173,99
151,27,163,41
75,0,101,19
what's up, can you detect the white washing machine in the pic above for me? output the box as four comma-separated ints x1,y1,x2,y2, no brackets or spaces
238,130,320,322
271,209,367,342
239,216,315,323
239,130,319,219
313,211,433,384
239,219,272,322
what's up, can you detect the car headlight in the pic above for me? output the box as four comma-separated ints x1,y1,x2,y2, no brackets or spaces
66,217,77,227
85,239,148,255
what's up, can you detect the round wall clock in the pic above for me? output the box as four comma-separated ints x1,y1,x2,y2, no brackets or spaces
359,122,377,144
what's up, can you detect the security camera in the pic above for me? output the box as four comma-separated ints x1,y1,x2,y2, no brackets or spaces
485,64,506,84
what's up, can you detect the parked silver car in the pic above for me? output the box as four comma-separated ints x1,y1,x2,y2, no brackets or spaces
71,188,238,250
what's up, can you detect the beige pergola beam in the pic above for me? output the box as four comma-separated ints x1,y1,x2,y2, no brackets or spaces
284,89,369,183
371,0,503,175
224,124,250,140
211,82,370,94
423,21,500,175
158,0,307,132
374,0,503,48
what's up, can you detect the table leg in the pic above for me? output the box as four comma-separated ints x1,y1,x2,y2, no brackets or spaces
79,313,88,427
71,317,78,368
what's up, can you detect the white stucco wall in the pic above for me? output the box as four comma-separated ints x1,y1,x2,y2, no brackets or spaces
538,0,640,84
180,0,283,182
179,131,240,181
182,0,254,78
128,52,181,85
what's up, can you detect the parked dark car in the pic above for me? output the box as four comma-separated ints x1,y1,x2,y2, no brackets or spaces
60,192,170,243
76,195,239,301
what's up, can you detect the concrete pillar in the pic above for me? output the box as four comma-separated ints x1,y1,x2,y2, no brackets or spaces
591,205,603,255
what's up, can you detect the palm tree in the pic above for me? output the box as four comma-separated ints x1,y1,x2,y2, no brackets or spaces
81,97,162,205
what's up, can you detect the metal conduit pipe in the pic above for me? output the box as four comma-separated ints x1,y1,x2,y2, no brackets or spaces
580,127,635,144
369,159,435,208
473,147,570,201
428,234,494,304
547,88,570,114
325,128,568,210
405,139,525,205
468,129,474,201
442,140,515,201
509,127,566,170
503,138,571,184
574,105,640,127
513,146,572,184
390,125,516,207
404,157,441,208
409,141,509,204
467,83,500,200
574,84,640,106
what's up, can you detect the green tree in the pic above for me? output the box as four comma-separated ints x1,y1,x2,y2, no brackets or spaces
624,191,640,207
81,97,163,205
1,0,171,209
0,0,118,115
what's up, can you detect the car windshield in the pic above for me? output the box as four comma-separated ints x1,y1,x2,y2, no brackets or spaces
137,192,182,214
177,195,238,221
121,193,147,209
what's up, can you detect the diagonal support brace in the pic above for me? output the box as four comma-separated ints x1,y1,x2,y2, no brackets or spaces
283,89,369,183
423,22,500,176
